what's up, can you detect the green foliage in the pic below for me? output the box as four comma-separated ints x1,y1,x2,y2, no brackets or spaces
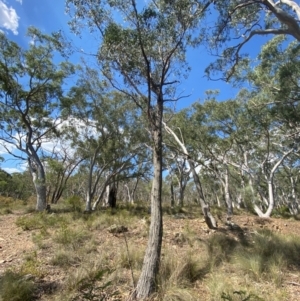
19,251,44,278
65,195,83,212
221,290,263,301
70,269,118,301
0,270,35,301
16,212,66,230
272,206,291,218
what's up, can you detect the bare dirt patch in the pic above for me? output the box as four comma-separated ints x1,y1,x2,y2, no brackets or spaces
0,212,35,272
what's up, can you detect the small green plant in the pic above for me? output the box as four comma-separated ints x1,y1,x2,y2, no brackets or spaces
272,205,291,218
66,196,83,212
221,290,263,301
19,251,44,278
0,270,35,301
70,269,118,301
16,214,45,231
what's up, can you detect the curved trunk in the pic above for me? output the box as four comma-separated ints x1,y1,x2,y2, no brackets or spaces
254,149,293,218
254,179,274,218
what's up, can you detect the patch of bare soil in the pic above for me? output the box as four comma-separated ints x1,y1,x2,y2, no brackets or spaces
0,212,35,272
0,209,300,300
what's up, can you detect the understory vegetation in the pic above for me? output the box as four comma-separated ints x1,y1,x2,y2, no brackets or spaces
0,199,299,301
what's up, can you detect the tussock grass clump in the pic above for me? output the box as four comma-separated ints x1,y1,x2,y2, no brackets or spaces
50,250,82,268
158,248,208,298
206,233,238,267
118,245,144,270
233,229,300,285
206,272,255,301
87,208,138,231
0,197,28,214
68,268,119,301
16,212,66,231
0,270,36,301
19,251,44,278
161,288,199,301
54,223,91,249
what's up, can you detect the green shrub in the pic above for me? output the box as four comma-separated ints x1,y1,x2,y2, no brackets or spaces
66,196,83,212
0,270,35,301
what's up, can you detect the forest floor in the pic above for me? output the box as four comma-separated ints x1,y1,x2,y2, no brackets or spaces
0,202,300,300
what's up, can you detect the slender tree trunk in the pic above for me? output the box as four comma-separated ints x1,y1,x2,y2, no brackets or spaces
134,106,163,300
224,166,233,220
189,160,217,229
85,192,92,212
125,184,133,204
178,182,184,207
170,182,175,208
108,183,117,208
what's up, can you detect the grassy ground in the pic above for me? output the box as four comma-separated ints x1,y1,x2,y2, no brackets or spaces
0,198,300,300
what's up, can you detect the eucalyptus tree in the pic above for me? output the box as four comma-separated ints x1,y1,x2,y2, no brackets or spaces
66,0,211,298
165,153,190,207
0,28,75,211
65,67,145,211
207,0,300,79
235,36,300,217
275,155,300,214
44,144,84,204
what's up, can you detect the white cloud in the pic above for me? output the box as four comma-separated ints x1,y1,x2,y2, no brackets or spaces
2,167,24,174
0,0,19,35
15,0,22,4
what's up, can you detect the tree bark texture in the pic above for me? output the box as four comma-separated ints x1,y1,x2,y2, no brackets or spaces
29,158,47,211
134,107,163,300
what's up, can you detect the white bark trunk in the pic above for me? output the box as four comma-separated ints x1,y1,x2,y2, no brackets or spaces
224,166,233,220
29,159,47,211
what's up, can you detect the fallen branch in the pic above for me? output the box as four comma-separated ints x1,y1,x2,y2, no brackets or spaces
286,281,300,287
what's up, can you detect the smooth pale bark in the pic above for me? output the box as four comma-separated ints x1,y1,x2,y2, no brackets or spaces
125,184,134,204
85,193,92,212
223,166,233,220
189,160,217,229
163,123,217,229
254,149,293,217
134,106,163,300
289,175,299,214
29,158,47,211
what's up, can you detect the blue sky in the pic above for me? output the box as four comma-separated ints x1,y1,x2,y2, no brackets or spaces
0,0,267,173
0,0,243,102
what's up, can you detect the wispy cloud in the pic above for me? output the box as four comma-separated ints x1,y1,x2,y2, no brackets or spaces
2,166,25,174
15,0,22,4
0,0,19,35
